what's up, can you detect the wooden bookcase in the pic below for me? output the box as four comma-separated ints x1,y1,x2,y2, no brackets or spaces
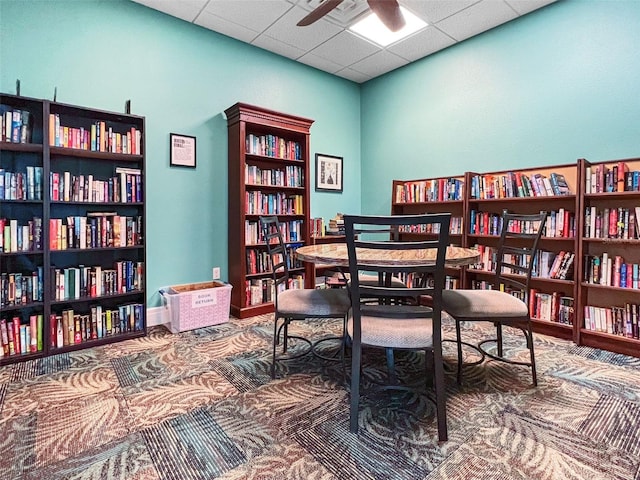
0,93,146,365
225,103,313,319
393,159,640,357
391,175,466,290
576,157,640,357
464,164,578,342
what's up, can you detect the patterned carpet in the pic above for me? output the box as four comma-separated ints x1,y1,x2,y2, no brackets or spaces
1,313,640,480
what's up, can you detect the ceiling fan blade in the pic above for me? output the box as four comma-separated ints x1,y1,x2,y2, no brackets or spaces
367,0,405,32
297,0,344,27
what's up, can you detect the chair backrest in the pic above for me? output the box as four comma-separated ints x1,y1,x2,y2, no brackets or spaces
494,210,548,303
344,213,451,340
259,215,291,300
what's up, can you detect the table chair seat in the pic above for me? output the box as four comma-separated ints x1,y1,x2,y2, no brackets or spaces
442,289,529,318
278,288,351,317
347,305,433,349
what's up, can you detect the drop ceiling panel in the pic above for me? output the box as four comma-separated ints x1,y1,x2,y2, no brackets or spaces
505,0,557,15
296,52,345,74
436,0,519,42
402,0,480,24
259,5,343,52
251,34,307,59
134,0,208,22
335,67,373,83
349,50,409,77
308,30,380,67
387,26,457,62
199,0,292,32
195,11,261,43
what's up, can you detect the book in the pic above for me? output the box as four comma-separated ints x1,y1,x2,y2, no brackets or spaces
549,172,570,195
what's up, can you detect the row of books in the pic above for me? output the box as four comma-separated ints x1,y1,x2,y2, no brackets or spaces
471,245,574,280
0,217,43,252
50,302,144,349
583,303,639,339
529,290,574,325
244,275,304,306
394,178,464,203
470,171,571,199
246,246,302,275
49,114,142,155
0,167,44,200
245,219,303,245
1,107,32,144
0,268,44,308
396,272,460,290
245,164,304,188
310,217,325,238
398,216,464,235
583,254,640,289
583,206,639,240
51,261,144,301
245,134,301,160
469,209,574,238
49,214,143,250
584,162,640,194
50,167,142,203
0,314,43,358
244,191,304,216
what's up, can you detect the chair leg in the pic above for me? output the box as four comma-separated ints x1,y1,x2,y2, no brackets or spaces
496,323,504,357
350,340,362,434
271,318,280,379
425,349,434,388
386,348,397,385
283,321,289,354
455,319,463,385
527,322,538,387
432,345,448,442
340,315,348,386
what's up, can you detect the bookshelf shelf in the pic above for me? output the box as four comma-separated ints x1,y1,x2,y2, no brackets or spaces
0,92,146,365
50,146,143,162
226,103,313,318
1,302,45,313
0,142,43,153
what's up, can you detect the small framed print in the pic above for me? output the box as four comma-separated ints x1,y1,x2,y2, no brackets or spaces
315,153,343,192
170,133,197,168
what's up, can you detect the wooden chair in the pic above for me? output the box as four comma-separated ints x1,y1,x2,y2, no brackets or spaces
442,210,548,386
259,216,351,379
344,213,451,440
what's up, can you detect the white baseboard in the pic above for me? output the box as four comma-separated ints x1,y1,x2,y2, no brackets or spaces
147,306,169,327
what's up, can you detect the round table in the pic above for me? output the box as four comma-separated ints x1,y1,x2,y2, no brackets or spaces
296,243,480,267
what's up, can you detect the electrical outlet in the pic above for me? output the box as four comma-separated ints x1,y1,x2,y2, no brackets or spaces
212,267,221,280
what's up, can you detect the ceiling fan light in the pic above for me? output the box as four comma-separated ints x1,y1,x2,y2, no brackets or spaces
349,7,427,47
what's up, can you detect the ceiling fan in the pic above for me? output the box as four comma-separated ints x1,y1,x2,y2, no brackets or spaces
297,0,406,32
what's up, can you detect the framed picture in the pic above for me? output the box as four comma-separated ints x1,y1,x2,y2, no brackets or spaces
170,133,197,168
315,153,343,192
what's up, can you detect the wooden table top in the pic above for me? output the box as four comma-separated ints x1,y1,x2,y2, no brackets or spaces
295,243,479,267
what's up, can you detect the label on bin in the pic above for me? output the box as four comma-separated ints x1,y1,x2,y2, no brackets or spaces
191,290,218,308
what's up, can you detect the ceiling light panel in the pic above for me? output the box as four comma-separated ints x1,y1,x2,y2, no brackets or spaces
349,6,428,47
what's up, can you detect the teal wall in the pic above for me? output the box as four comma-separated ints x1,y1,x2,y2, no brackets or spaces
0,0,361,306
2,0,639,307
361,0,640,215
